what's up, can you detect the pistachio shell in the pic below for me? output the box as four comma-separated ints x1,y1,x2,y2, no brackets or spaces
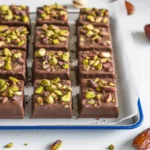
9,86,19,92
85,91,96,99
59,30,69,36
41,79,50,86
58,36,67,42
9,77,19,83
0,84,7,92
4,61,12,71
0,5,9,11
62,52,69,62
51,77,60,84
63,63,69,69
46,84,57,91
87,15,95,22
35,86,44,94
36,97,43,105
84,24,94,30
13,52,22,59
54,29,61,34
46,96,54,104
83,64,90,71
22,16,29,23
52,39,59,44
61,91,71,102
13,91,22,96
49,57,58,65
54,90,62,96
8,89,13,97
35,48,46,57
3,48,12,56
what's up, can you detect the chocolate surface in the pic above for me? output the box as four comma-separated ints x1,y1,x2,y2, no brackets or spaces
0,5,30,30
78,50,115,78
33,49,70,80
0,77,24,119
32,77,72,118
0,48,26,82
36,4,68,26
77,8,109,27
0,25,29,51
78,78,118,118
77,24,112,51
34,24,69,51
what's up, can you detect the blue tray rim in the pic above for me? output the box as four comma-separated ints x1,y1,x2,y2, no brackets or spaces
0,98,143,130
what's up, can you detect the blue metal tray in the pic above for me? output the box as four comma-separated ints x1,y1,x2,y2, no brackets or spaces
0,99,143,130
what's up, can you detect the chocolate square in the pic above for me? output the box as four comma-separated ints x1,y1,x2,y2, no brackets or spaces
0,25,29,51
78,51,115,79
78,78,118,118
33,49,70,80
77,8,109,27
0,77,24,119
34,24,69,51
0,48,26,82
0,5,31,31
32,78,72,118
77,24,112,51
36,4,68,26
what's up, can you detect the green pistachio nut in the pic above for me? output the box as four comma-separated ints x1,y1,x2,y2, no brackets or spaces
52,39,59,44
51,77,60,84
93,28,100,33
3,48,12,57
0,84,7,92
46,84,57,91
36,97,43,105
95,63,102,70
61,91,71,102
84,24,94,30
58,36,67,42
13,52,22,59
57,51,63,56
46,96,54,104
83,64,90,71
86,31,94,37
54,29,61,34
0,79,6,85
59,30,69,37
96,94,101,100
94,78,100,83
88,99,95,105
57,83,62,88
87,15,95,22
17,40,25,46
10,35,18,40
93,60,100,67
102,17,109,24
22,16,29,23
48,25,59,30
85,91,96,99
46,30,54,37
95,17,103,23
35,85,44,94
41,79,50,86
13,91,22,96
9,77,19,83
60,10,66,15
41,13,47,18
0,5,9,11
93,55,98,60
8,89,13,97
4,10,13,20
4,61,12,71
61,85,68,90
6,37,11,43
0,25,8,32
109,82,115,87
49,57,58,65
62,52,69,62
35,48,46,57
83,59,89,65
54,90,62,96
63,63,69,69
0,41,6,47
9,86,19,92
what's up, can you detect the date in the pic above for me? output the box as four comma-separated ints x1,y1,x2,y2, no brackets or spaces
132,128,150,150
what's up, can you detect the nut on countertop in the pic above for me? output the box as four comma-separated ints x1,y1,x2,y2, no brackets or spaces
73,0,86,8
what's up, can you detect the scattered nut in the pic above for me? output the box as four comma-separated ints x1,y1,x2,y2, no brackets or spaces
51,140,62,150
125,1,135,15
73,0,86,8
5,142,13,148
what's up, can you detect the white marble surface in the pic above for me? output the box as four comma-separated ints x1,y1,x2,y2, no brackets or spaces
0,0,150,149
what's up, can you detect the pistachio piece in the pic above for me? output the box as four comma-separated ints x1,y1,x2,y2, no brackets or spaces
59,30,69,36
51,140,62,150
0,59,5,67
61,85,68,90
88,99,95,105
17,40,25,46
6,37,11,43
0,25,8,32
57,83,62,88
93,28,100,33
9,77,19,83
46,96,54,104
46,30,54,37
95,17,103,23
63,63,69,69
0,41,5,46
35,48,46,57
85,91,96,99
58,36,67,42
86,31,94,37
93,55,98,60
84,24,94,30
96,94,101,100
49,57,58,65
3,48,12,56
102,17,109,24
87,15,95,22
57,51,63,56
13,52,22,59
62,52,69,62
49,25,59,30
94,78,100,83
5,142,13,148
83,59,88,65
52,39,59,44
51,77,60,83
35,85,44,94
41,13,47,18
0,5,9,11
100,52,111,58
36,97,43,105
9,86,19,92
4,14,13,20
83,64,90,71
54,90,62,96
95,63,102,70
10,35,17,40
0,84,7,92
109,82,116,87
60,10,66,15
22,16,29,23
105,93,112,103
46,84,57,91
92,35,101,41
13,91,22,96
8,89,13,97
41,79,51,86
93,60,100,67
42,24,48,30
80,37,85,42
61,91,71,102
89,60,95,65
4,61,12,71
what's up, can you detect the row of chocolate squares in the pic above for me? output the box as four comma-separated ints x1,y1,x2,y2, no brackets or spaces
0,76,118,119
0,48,115,83
0,4,109,29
